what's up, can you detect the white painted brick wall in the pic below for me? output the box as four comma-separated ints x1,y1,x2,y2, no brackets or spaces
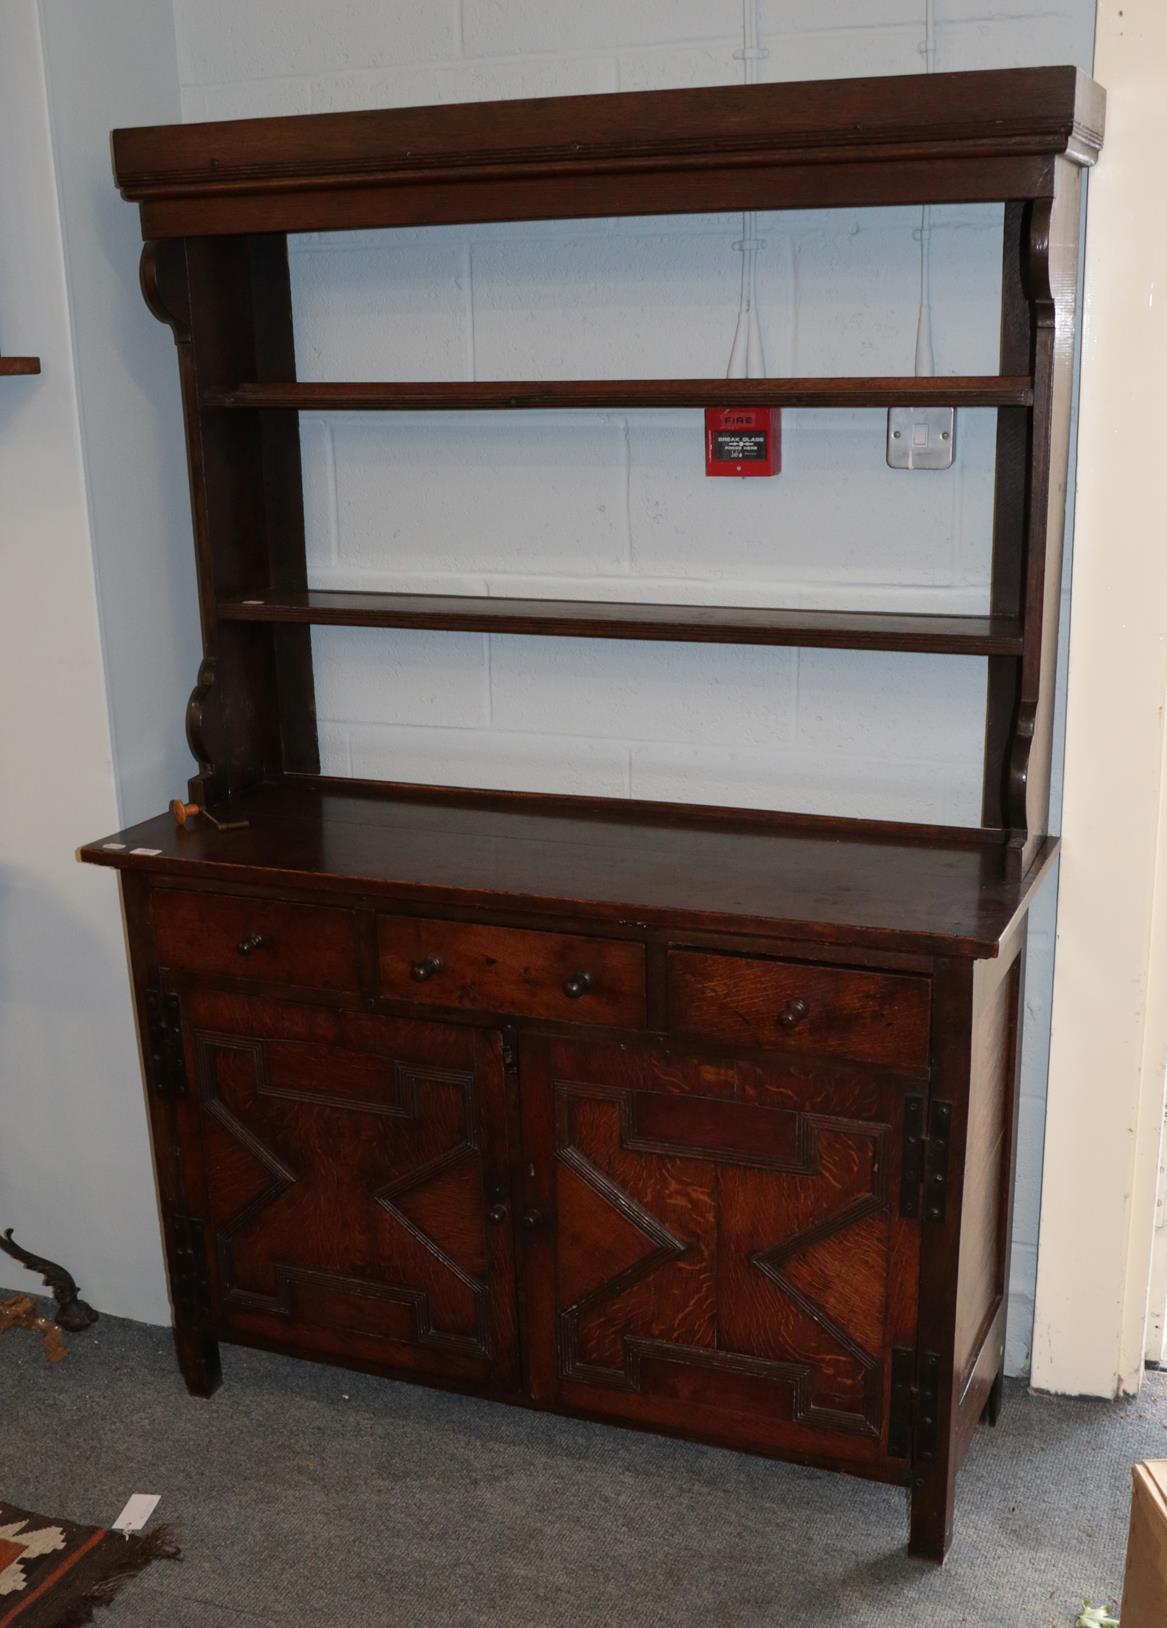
171,0,1097,1374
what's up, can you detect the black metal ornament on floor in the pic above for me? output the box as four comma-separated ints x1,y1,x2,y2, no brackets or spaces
0,1228,98,1331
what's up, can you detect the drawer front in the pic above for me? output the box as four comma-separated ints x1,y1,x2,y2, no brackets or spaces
668,950,930,1068
377,916,645,1028
152,889,358,991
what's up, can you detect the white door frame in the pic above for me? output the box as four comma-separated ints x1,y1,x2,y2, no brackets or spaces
1031,0,1167,1399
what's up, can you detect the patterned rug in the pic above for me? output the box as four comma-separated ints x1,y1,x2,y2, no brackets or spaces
0,1504,179,1626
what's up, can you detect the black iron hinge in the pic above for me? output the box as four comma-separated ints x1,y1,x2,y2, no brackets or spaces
169,1215,213,1327
888,1347,942,1461
899,1097,952,1222
145,990,188,1100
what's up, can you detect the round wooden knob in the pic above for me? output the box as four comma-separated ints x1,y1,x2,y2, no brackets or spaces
778,998,809,1030
170,799,200,828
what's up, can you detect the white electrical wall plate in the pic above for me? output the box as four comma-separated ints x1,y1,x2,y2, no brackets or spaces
886,406,956,470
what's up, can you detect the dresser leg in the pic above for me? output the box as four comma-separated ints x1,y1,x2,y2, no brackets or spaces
983,1369,1004,1426
908,1463,955,1563
174,1324,221,1398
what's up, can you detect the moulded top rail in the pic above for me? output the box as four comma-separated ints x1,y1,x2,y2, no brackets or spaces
112,66,1104,240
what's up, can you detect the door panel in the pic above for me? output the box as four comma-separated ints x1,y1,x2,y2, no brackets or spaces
175,988,519,1389
521,1036,918,1467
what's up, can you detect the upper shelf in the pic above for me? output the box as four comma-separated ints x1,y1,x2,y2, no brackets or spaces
204,376,1034,412
220,591,1024,656
0,357,41,375
111,66,1105,238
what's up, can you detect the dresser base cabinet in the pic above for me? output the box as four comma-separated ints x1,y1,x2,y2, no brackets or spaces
95,811,1037,1564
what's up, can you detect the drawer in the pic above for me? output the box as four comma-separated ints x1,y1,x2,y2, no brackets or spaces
151,889,359,991
377,916,645,1028
668,950,930,1068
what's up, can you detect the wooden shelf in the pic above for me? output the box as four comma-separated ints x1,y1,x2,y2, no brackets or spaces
80,777,1056,960
0,357,41,375
202,376,1034,412
220,590,1025,655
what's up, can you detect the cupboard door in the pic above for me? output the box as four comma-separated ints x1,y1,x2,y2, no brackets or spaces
175,988,519,1389
520,1036,919,1469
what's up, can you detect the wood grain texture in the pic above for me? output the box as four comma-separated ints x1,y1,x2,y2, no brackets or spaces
668,950,931,1067
79,780,1057,960
219,592,1026,656
152,888,359,992
176,988,519,1388
112,67,1103,240
377,915,645,1028
203,377,1033,411
910,957,975,1562
954,951,1020,1391
519,1033,915,1465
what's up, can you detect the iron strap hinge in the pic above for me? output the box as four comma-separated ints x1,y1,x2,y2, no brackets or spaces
169,1215,213,1327
145,990,188,1100
899,1097,952,1222
888,1348,942,1461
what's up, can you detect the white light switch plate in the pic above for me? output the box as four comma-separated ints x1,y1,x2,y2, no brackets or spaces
886,406,956,470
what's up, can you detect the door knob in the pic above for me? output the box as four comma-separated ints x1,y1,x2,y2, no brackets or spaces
488,1202,510,1224
778,997,809,1030
563,971,594,1000
410,954,443,982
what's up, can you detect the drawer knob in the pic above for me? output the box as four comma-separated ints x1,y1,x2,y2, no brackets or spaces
778,997,809,1030
563,971,594,1000
488,1202,510,1225
410,954,443,983
236,933,266,957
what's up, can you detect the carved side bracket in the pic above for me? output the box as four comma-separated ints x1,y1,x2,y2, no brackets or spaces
1003,195,1060,848
1021,197,1055,327
1005,701,1036,841
185,653,230,807
140,239,191,343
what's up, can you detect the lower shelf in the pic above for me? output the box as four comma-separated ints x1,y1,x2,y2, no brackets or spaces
79,777,1055,958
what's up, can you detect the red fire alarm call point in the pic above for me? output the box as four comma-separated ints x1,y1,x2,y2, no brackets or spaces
705,406,780,477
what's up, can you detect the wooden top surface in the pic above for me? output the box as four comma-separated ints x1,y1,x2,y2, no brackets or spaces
111,68,1104,236
79,780,1056,959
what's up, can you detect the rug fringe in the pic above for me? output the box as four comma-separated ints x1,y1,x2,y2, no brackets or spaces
47,1524,181,1628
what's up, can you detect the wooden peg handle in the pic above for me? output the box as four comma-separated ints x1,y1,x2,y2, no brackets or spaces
169,798,249,833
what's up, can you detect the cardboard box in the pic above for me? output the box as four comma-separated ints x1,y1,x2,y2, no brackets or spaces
1121,1460,1167,1627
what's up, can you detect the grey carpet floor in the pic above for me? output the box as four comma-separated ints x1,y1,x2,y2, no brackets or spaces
1,1302,1160,1627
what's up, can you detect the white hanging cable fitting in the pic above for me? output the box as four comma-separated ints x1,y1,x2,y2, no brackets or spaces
728,220,766,379
915,0,936,379
914,208,935,376
727,0,768,380
888,0,953,468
